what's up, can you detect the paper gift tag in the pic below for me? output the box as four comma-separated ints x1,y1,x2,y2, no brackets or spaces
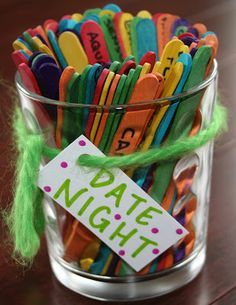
38,135,188,272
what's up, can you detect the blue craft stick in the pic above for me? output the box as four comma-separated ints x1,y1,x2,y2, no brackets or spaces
136,18,158,62
103,3,121,12
47,29,68,69
83,63,103,130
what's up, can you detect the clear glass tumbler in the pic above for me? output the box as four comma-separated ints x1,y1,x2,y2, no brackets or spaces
15,60,218,301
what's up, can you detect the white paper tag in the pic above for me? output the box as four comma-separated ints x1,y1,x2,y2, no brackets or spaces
38,135,188,272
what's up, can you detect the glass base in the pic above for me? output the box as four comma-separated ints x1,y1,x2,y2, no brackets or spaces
49,244,206,301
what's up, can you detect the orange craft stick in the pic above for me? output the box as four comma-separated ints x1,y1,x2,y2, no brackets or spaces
35,25,51,48
205,34,219,76
64,221,99,262
156,14,179,57
109,74,162,155
192,23,207,37
55,66,75,148
93,74,121,146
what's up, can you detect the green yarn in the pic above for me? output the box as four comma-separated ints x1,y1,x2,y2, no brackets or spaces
8,102,227,264
43,103,228,168
7,107,45,264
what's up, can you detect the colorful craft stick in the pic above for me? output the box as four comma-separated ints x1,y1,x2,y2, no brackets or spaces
150,46,212,204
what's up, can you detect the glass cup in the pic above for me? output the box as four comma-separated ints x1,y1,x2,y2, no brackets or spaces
15,60,218,301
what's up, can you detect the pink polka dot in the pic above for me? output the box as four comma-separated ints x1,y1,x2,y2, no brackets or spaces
151,227,159,234
152,248,160,255
60,161,68,168
78,140,86,146
119,250,125,256
114,214,121,220
44,186,51,192
176,228,183,235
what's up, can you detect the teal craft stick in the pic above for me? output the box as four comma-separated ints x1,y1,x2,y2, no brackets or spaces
88,244,112,275
201,31,216,38
130,17,140,62
152,53,192,147
136,18,158,62
73,15,101,36
61,72,81,147
103,3,121,13
47,30,68,69
58,19,78,34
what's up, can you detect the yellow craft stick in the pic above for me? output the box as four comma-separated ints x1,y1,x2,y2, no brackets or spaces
90,71,115,141
101,254,113,275
71,13,83,22
119,13,133,56
157,39,184,81
152,61,161,74
140,61,184,151
100,9,115,17
139,62,151,77
79,241,101,271
179,44,189,54
137,10,152,19
32,36,43,49
80,258,94,271
58,31,88,74
33,36,59,65
38,43,59,66
12,39,32,55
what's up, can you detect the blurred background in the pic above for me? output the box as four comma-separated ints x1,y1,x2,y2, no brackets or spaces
0,1,235,304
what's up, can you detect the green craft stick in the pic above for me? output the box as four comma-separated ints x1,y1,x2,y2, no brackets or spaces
100,14,122,62
23,31,38,52
130,17,141,62
78,64,92,103
98,74,127,151
150,46,213,203
122,54,135,64
125,65,142,102
104,68,135,154
109,61,121,73
174,25,188,37
83,8,102,17
62,72,81,147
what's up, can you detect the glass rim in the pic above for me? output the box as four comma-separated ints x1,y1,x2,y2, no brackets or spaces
15,59,218,110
